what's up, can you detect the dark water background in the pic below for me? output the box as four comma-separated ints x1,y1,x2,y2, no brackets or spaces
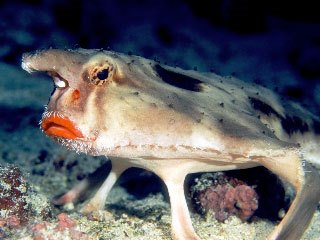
1,0,320,98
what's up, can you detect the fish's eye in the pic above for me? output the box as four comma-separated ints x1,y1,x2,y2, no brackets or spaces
84,61,114,86
97,69,109,80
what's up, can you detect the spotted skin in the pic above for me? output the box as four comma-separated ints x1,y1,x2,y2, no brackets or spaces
22,49,320,240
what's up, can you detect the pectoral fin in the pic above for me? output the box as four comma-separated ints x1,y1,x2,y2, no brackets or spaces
257,152,320,240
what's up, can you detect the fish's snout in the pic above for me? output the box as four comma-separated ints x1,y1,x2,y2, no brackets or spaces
21,49,90,74
21,52,36,73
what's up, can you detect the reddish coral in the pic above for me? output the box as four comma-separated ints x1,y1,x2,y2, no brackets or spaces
0,219,6,227
5,215,21,228
55,213,76,231
194,173,258,222
31,214,90,240
0,165,29,226
33,236,45,240
32,223,46,231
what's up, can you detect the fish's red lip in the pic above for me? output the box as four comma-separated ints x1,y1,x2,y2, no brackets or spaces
41,115,84,139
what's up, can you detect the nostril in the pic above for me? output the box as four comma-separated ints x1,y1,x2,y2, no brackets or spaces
71,89,80,101
48,71,69,89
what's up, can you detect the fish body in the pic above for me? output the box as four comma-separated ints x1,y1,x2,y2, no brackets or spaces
22,49,320,240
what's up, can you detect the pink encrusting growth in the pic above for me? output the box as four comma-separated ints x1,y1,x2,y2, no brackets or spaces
22,48,320,240
195,174,258,222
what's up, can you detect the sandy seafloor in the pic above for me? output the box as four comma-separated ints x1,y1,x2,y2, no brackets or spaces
1,1,320,239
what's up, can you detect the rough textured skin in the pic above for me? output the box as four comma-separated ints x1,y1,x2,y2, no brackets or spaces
22,49,320,240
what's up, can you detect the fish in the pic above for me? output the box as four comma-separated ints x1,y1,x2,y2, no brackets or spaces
22,48,320,240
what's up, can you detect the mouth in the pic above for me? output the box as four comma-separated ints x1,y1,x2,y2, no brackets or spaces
41,115,84,140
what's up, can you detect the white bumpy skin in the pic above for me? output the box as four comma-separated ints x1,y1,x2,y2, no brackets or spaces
22,48,320,240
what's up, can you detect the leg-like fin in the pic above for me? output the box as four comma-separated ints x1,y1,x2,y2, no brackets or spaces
81,161,128,213
258,152,320,240
163,178,201,240
269,161,320,240
53,161,111,205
